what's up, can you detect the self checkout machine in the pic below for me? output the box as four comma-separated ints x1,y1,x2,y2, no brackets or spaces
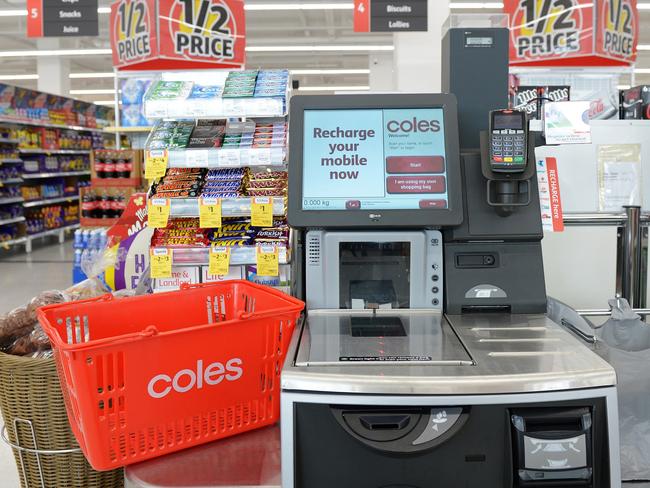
282,93,620,488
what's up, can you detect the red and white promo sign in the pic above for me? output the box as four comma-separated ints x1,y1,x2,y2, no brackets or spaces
505,0,638,67
110,0,245,71
536,157,564,232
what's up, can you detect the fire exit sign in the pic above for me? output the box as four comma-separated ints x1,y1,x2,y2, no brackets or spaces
27,0,99,37
354,0,428,32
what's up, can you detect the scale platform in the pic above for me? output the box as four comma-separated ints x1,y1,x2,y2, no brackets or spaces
296,309,472,366
284,309,617,396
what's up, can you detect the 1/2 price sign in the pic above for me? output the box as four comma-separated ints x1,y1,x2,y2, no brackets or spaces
111,0,245,70
110,0,157,67
506,0,638,66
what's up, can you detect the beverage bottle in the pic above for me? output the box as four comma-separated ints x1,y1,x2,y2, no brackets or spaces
98,191,110,219
116,153,129,179
95,153,106,179
104,151,116,179
81,190,94,218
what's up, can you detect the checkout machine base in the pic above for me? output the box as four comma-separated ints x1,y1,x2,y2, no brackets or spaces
281,310,620,488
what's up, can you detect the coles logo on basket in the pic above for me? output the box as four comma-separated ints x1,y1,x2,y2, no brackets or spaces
147,358,243,399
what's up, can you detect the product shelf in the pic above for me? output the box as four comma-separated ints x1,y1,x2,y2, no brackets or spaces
163,146,286,169
20,149,92,155
104,126,153,133
0,216,25,226
156,244,290,266
0,158,22,164
0,138,19,144
22,171,91,179
27,222,80,238
0,197,24,205
0,236,26,247
0,117,105,133
144,96,287,120
0,178,23,185
162,196,286,218
23,195,78,207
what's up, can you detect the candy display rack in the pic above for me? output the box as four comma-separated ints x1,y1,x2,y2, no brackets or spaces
143,69,292,292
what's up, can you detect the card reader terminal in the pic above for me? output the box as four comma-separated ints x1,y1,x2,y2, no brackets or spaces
489,109,527,172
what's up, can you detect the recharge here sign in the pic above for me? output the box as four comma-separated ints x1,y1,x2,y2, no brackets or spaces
505,0,638,66
110,0,245,70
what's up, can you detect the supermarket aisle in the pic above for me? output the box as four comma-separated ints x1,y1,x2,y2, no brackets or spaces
0,241,73,487
0,242,73,314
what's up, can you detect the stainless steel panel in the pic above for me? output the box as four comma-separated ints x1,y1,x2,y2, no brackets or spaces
282,312,616,395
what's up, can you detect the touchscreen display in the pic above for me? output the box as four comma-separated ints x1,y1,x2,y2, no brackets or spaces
302,108,448,211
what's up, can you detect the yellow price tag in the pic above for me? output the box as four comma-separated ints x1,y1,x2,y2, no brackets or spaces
199,197,222,228
148,198,171,228
150,248,172,278
251,197,273,227
256,245,279,277
208,246,231,276
145,149,168,179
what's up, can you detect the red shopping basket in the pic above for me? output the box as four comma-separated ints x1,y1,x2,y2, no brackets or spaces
38,280,304,471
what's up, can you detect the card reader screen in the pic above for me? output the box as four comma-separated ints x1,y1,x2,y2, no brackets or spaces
302,108,448,211
493,113,524,130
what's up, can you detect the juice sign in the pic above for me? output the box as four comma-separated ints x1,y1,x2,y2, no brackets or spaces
110,0,157,67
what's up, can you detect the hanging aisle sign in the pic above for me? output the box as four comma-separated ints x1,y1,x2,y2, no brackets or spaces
354,0,428,32
505,0,638,66
27,0,99,37
110,0,245,71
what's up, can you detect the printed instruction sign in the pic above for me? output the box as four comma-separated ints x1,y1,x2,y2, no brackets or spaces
598,144,642,211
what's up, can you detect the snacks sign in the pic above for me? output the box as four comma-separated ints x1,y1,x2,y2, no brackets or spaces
110,0,245,70
505,0,638,66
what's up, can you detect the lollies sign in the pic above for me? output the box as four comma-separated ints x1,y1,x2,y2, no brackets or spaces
110,0,245,70
505,0,638,66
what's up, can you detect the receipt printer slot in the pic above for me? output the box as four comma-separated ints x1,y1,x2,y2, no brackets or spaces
456,253,497,268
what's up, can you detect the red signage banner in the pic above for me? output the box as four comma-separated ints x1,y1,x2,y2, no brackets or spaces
110,0,158,67
27,0,44,37
353,0,370,32
110,0,245,71
505,0,638,66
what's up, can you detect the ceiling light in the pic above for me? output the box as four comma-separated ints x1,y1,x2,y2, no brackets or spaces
291,69,370,75
638,45,650,50
70,72,114,79
449,2,504,8
247,45,394,52
617,85,631,90
0,9,26,16
637,2,650,8
245,2,353,10
70,89,116,95
635,68,650,74
97,6,110,13
299,85,370,91
0,49,112,58
0,74,39,80
93,100,119,106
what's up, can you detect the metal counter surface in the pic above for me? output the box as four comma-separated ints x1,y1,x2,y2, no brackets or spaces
282,311,617,395
125,425,280,488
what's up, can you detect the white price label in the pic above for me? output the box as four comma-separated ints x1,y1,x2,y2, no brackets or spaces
251,148,271,166
218,149,241,167
186,149,210,166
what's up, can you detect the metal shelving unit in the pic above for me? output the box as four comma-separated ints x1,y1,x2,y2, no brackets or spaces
0,197,24,205
23,195,79,207
0,117,105,133
0,158,22,164
20,149,92,155
22,223,80,252
22,171,90,179
0,216,24,226
0,178,22,185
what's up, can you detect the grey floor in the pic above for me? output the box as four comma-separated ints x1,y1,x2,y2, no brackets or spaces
0,241,73,487
0,242,649,487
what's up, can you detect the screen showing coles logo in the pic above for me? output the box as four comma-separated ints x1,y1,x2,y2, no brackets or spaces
302,108,448,211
